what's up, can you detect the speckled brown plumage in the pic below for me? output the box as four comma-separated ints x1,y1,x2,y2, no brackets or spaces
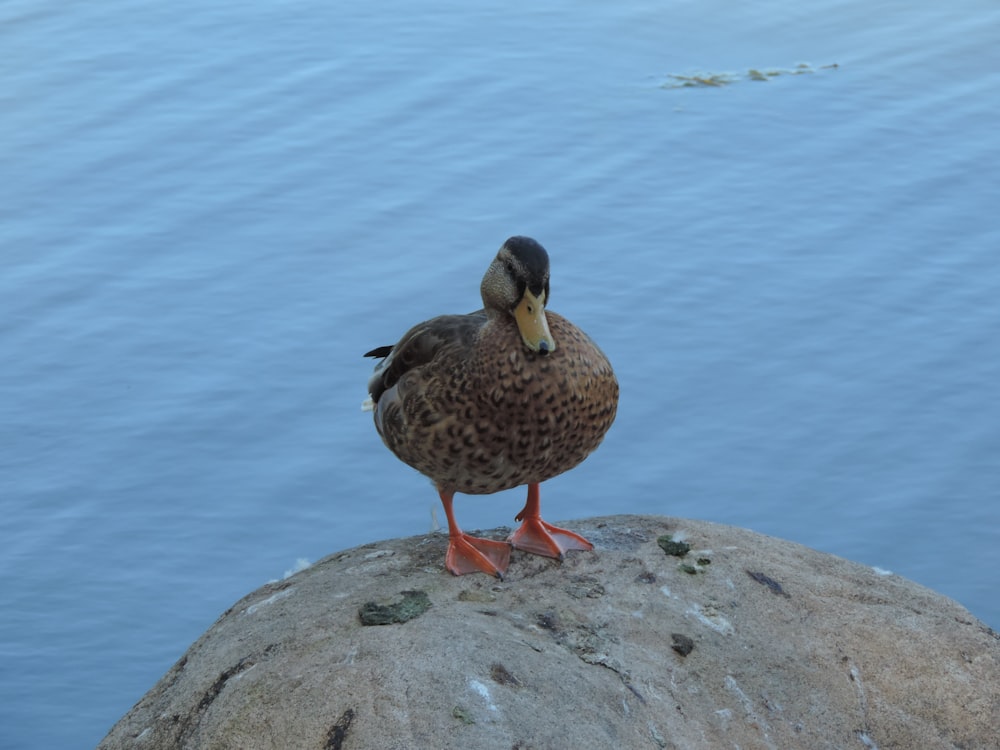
370,310,617,494
364,236,618,577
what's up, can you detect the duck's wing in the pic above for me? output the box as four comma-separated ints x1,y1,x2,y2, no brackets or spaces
364,311,486,405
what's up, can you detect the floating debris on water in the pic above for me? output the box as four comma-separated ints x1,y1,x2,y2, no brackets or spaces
661,62,838,89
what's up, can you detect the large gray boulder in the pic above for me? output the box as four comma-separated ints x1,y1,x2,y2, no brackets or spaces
100,515,999,749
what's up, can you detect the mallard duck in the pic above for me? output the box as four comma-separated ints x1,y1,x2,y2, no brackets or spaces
364,236,618,578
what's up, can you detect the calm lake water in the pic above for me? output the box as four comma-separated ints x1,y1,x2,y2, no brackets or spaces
3,0,999,746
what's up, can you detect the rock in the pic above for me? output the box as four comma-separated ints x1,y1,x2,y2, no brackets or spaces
99,515,999,750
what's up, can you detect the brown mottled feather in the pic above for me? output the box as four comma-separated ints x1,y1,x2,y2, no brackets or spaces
366,307,617,495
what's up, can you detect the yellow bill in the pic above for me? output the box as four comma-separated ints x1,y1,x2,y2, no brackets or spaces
513,289,556,353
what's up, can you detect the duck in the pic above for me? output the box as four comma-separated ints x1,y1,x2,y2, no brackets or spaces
364,236,618,578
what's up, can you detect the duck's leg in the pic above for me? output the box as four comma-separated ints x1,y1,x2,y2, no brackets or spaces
508,483,593,559
439,490,511,578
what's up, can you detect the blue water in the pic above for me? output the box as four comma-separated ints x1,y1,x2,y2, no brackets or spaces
3,0,999,747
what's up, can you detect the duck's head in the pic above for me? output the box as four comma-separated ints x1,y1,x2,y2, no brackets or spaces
481,236,556,355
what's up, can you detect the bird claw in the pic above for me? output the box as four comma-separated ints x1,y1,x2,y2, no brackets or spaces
508,516,593,559
445,533,511,578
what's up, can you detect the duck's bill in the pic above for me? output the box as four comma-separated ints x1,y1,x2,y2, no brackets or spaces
513,290,556,354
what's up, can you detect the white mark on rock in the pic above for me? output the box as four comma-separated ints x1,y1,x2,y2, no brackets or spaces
872,566,893,576
849,665,868,713
725,675,777,750
233,663,257,680
648,720,667,748
283,558,311,579
712,707,734,732
243,587,295,616
659,585,673,599
135,727,151,741
468,678,498,712
848,664,880,747
686,603,734,635
363,549,394,560
266,558,311,584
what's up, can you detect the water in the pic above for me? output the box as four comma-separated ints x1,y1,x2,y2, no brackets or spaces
3,1,999,747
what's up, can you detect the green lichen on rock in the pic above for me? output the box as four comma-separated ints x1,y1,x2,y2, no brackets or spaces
657,535,691,557
681,557,713,575
358,590,431,625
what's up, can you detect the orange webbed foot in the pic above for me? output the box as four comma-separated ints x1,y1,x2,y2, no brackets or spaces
438,490,511,579
507,483,593,559
444,534,511,579
508,516,593,559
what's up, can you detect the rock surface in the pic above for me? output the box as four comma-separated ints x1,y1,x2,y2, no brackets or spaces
99,515,999,750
